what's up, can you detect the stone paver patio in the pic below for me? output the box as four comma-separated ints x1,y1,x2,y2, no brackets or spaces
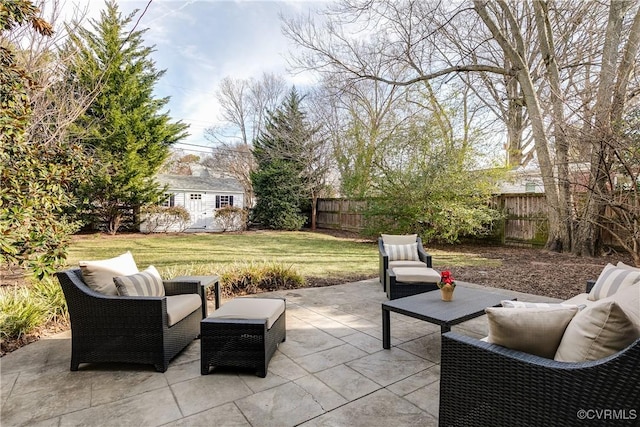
1,278,557,426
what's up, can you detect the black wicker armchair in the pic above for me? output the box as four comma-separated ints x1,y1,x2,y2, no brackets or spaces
56,268,201,372
439,280,640,427
378,236,432,291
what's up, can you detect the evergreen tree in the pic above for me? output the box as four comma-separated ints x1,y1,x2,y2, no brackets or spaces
251,87,319,230
66,0,188,234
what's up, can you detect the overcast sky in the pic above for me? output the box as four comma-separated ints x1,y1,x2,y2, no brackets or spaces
58,0,326,153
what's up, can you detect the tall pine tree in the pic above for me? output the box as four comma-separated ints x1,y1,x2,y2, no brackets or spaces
66,0,188,234
251,87,321,230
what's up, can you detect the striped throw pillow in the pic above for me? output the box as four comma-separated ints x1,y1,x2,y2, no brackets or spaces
114,265,165,297
588,263,640,301
384,243,419,261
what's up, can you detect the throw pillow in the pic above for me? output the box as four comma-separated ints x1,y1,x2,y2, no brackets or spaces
384,243,420,261
607,284,640,330
79,251,139,296
114,265,165,297
381,234,417,245
554,299,639,362
588,263,640,301
485,306,579,359
616,261,640,272
501,300,586,310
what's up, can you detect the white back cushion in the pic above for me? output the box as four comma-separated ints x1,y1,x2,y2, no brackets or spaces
79,251,139,296
381,234,417,245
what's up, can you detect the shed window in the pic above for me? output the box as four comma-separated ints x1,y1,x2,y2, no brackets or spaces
161,193,175,207
525,182,536,193
215,195,234,208
190,193,202,200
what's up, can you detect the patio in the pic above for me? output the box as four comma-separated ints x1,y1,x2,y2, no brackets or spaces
1,279,557,426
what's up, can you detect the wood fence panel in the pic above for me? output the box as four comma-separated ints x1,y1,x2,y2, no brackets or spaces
316,199,367,232
315,195,626,248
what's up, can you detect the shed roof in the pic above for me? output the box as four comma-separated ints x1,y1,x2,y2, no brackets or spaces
157,173,243,193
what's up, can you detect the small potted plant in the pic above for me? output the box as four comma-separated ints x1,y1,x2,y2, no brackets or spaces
438,270,456,301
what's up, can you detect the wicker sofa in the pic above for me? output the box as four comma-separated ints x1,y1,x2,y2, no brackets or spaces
56,268,202,372
439,270,640,426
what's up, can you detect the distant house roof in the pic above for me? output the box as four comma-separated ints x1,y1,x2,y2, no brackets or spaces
157,172,243,193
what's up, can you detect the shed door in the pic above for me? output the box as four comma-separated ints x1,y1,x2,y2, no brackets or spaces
187,193,210,229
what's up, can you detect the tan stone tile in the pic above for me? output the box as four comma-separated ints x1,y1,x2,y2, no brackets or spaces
60,387,181,426
299,389,436,427
171,374,253,416
315,364,381,400
294,343,367,373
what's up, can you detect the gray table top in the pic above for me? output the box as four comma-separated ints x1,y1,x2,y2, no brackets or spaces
382,286,513,326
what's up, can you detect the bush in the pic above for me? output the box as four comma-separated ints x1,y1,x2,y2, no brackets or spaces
220,261,305,297
0,286,48,340
141,205,190,233
214,206,248,232
0,277,69,344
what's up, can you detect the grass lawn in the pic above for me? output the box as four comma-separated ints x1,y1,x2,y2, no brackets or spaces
65,230,500,285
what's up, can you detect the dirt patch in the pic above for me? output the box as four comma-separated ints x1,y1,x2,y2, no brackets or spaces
430,243,632,301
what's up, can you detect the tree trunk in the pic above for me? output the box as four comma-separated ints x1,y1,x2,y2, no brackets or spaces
310,195,317,231
474,0,566,251
572,0,632,256
533,1,573,252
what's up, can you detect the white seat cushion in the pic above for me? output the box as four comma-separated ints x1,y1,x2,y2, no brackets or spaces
79,251,139,296
563,293,591,306
166,294,202,327
209,298,285,329
393,267,440,283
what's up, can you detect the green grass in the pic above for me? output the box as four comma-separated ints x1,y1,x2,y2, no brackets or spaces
65,231,380,281
65,231,502,282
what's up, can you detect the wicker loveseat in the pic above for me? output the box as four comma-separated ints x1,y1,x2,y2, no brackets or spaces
56,268,202,372
439,268,640,427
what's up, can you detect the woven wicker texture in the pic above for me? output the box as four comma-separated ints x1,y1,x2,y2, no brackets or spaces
439,280,640,427
200,300,286,378
56,268,201,372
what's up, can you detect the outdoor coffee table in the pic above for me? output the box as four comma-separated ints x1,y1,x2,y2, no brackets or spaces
382,285,514,349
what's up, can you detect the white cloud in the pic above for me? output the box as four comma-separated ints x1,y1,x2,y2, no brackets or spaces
47,0,328,149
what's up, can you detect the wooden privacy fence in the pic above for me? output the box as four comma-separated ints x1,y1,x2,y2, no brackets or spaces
316,199,367,232
491,194,549,245
316,195,553,244
315,194,626,247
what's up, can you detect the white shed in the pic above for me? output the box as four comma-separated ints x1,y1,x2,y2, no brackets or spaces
141,170,245,233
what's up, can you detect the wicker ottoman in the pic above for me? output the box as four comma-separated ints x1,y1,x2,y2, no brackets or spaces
387,267,440,300
200,297,286,378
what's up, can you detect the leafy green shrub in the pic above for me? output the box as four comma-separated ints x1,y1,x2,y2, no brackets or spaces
0,286,47,340
31,278,69,324
220,261,305,297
